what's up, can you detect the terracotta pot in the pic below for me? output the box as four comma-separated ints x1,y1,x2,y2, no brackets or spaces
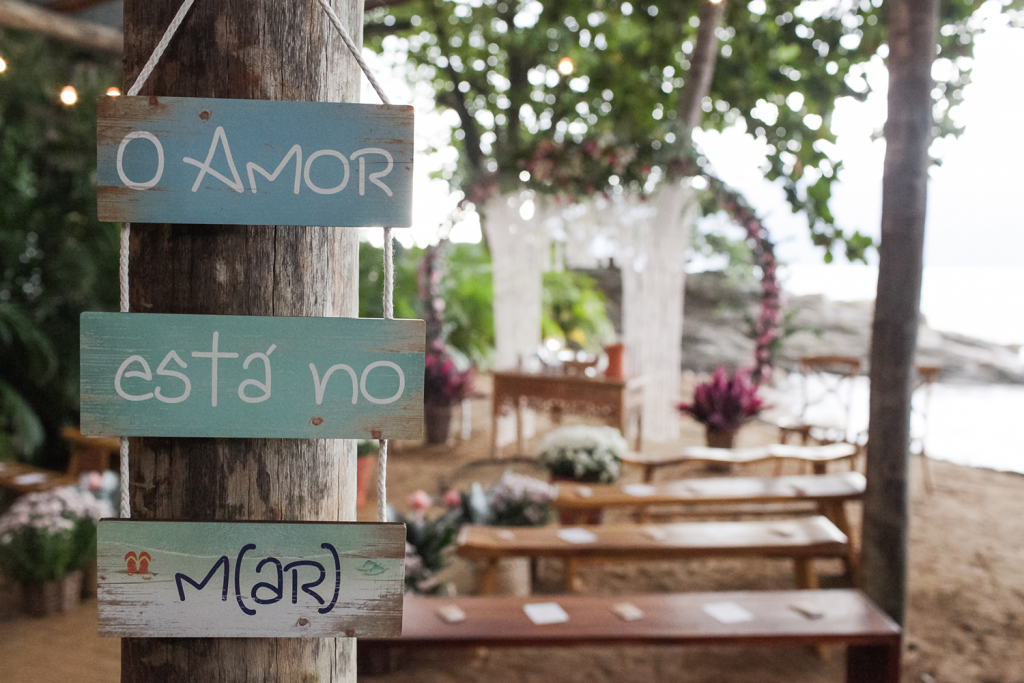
424,404,453,445
21,570,83,617
356,455,377,508
705,428,738,449
604,343,626,380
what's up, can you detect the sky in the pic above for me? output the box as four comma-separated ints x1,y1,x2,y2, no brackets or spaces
361,3,1024,346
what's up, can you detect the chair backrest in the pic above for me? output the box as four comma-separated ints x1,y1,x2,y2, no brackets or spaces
796,356,862,442
910,365,940,450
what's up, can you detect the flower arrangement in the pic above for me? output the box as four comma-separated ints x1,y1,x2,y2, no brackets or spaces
484,472,554,527
678,367,764,434
0,487,111,586
537,425,627,484
424,341,475,407
388,490,463,594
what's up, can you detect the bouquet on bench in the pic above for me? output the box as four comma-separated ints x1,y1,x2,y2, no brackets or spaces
538,425,627,484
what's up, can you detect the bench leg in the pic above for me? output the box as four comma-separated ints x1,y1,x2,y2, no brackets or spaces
643,463,655,484
819,500,859,583
792,558,819,590
477,559,500,595
563,558,578,592
357,644,398,676
847,642,901,683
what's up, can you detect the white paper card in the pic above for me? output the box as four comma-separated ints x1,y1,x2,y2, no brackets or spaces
612,603,644,621
13,473,47,485
576,486,593,498
523,602,570,625
790,601,825,619
622,484,656,497
436,604,467,623
642,526,668,541
703,602,754,624
494,530,516,541
557,528,598,544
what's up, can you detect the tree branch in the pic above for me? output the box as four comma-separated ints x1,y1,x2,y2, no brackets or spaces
675,0,726,139
45,0,115,13
365,0,421,11
0,0,122,52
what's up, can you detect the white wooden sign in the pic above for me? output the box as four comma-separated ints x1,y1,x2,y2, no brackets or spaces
97,520,406,638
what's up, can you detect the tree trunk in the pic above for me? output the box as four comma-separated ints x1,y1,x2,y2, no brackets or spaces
862,0,939,625
121,1,362,680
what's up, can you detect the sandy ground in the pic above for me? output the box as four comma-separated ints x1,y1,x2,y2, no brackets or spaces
1,377,1023,682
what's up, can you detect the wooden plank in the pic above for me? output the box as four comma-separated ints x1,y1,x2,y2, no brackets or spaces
0,0,122,52
80,312,424,439
367,589,901,649
97,520,405,638
97,96,414,227
457,517,849,561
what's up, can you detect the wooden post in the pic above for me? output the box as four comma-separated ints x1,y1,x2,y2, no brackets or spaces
121,1,363,680
861,0,939,625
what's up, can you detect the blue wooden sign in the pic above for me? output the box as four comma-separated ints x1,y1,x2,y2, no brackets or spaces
97,520,405,638
96,96,413,227
80,313,424,439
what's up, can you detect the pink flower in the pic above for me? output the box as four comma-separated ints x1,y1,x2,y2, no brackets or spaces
407,490,432,514
443,490,462,510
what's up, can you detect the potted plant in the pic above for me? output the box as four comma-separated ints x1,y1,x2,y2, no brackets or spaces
537,425,626,523
355,440,379,508
462,472,555,595
388,490,464,594
423,342,475,444
677,367,765,448
0,487,111,616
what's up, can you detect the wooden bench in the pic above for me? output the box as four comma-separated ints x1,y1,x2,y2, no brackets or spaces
621,442,859,482
553,471,863,526
458,516,849,594
360,589,901,682
0,461,78,496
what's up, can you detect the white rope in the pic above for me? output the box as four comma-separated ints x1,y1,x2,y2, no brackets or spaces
117,0,198,518
126,0,198,97
316,0,393,105
118,224,131,518
376,228,395,522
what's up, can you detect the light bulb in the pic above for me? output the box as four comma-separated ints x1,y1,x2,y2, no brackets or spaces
107,87,121,97
0,57,7,73
558,57,574,76
60,85,78,105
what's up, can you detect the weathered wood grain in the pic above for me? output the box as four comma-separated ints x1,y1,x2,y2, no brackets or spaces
121,0,367,679
80,312,424,439
98,520,405,638
97,96,414,227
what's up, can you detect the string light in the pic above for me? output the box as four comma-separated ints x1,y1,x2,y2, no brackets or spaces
558,57,574,75
60,85,78,105
0,57,7,73
107,87,121,97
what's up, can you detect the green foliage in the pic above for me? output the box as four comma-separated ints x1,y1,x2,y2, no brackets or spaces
542,270,615,351
439,242,495,363
368,0,991,261
0,30,121,467
358,240,419,320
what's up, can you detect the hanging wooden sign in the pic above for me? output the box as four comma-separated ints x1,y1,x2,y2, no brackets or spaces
97,519,405,638
96,96,413,227
80,312,424,439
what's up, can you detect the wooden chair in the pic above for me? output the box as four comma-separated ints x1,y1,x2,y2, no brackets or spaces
777,356,861,451
360,589,902,683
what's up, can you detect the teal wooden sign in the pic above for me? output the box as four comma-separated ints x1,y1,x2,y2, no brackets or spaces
80,313,424,439
97,520,406,638
96,96,413,227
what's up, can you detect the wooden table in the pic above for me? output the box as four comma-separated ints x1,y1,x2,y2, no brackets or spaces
458,516,849,594
361,589,902,683
0,461,78,496
621,442,859,482
491,371,644,457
